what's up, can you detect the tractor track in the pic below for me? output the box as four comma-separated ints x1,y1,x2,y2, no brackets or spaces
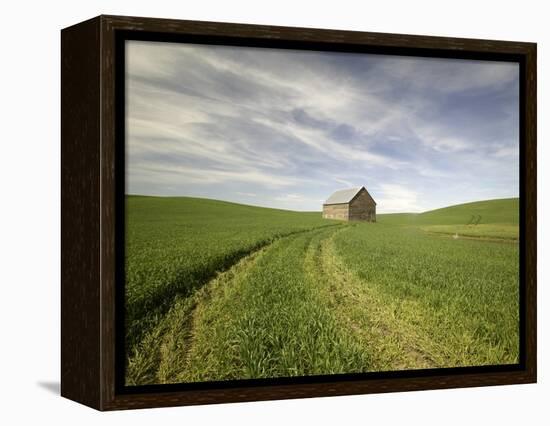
306,226,440,371
126,225,338,384
127,223,445,385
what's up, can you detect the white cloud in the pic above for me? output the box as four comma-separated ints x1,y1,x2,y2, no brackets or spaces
129,162,307,190
333,177,356,187
430,137,473,153
375,184,424,213
373,55,519,94
493,145,519,158
125,40,520,212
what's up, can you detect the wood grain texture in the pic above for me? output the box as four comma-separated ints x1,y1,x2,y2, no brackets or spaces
104,370,535,410
101,14,534,54
61,16,102,410
523,44,537,381
61,14,537,411
99,15,118,408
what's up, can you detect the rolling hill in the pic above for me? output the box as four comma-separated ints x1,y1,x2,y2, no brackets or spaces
124,195,520,385
378,198,519,225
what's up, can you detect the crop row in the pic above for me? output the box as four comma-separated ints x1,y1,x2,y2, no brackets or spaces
125,196,335,354
333,224,520,366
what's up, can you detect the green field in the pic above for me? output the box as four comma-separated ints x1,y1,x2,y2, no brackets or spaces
125,196,519,385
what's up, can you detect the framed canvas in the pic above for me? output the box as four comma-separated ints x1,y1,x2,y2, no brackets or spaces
61,15,537,410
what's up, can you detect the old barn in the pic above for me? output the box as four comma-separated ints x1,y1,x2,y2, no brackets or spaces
322,186,376,222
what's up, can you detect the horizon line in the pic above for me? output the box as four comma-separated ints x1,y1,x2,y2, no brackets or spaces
125,193,519,215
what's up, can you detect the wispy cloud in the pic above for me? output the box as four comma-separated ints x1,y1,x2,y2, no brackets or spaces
375,184,424,213
126,41,519,212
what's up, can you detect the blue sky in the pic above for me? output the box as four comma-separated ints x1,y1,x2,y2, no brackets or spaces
126,41,519,213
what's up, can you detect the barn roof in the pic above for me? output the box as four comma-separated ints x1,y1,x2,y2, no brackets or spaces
324,187,364,205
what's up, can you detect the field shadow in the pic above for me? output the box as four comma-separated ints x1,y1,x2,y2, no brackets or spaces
37,381,60,395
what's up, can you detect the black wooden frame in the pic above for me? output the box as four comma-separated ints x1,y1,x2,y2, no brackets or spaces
61,15,537,410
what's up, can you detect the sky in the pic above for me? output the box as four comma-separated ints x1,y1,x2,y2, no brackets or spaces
126,40,519,213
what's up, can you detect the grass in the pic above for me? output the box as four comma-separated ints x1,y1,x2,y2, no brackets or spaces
125,196,336,355
125,196,520,385
378,198,519,226
174,228,371,382
422,224,519,240
332,224,519,368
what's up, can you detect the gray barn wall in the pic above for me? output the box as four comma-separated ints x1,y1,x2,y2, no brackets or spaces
349,190,376,222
